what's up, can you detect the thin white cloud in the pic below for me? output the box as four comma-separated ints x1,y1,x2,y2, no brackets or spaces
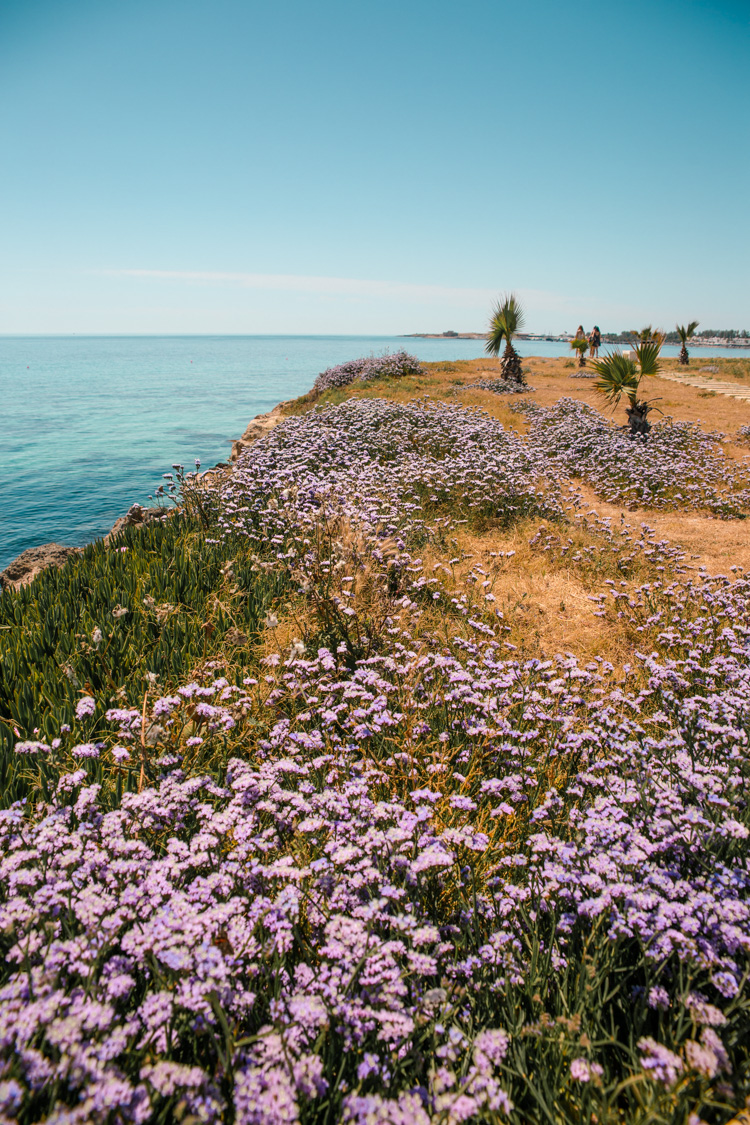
98,268,499,305
93,268,639,325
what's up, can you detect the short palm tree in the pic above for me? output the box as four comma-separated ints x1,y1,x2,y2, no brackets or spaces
570,335,589,368
590,334,664,436
676,320,699,366
485,293,525,384
631,324,659,345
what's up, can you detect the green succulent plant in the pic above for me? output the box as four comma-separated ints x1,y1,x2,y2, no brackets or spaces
0,515,288,807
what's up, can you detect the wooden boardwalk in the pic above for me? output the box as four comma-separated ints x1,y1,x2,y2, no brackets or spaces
656,370,750,401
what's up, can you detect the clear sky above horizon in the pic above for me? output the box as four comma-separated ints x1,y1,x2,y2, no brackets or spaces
1,0,748,335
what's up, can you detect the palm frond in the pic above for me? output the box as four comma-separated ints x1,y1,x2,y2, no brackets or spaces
590,351,639,407
676,324,688,344
635,338,663,377
485,321,507,356
570,337,589,354
687,319,699,338
485,293,525,357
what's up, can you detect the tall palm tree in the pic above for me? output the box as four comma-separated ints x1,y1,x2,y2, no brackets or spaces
676,320,699,366
485,293,525,384
590,335,664,436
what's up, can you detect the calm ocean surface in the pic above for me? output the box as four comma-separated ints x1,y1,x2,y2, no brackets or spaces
0,335,744,572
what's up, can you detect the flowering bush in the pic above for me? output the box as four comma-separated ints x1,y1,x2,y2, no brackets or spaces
521,397,750,515
312,351,425,395
3,586,750,1120
2,392,750,1122
464,378,528,395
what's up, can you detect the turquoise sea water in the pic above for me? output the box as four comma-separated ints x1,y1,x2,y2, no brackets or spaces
0,335,745,572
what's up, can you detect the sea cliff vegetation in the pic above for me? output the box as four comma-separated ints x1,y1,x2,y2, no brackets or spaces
1,354,750,1124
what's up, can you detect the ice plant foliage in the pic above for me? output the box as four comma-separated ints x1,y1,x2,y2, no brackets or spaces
1,392,750,1123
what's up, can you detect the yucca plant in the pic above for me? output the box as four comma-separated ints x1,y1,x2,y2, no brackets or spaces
570,335,589,368
485,293,525,384
676,319,699,366
591,333,664,436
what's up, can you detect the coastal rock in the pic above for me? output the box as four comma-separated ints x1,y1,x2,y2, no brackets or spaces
231,401,289,461
0,543,79,591
105,503,165,543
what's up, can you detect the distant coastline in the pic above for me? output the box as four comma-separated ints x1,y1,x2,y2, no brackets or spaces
403,332,486,339
404,332,564,341
405,332,750,348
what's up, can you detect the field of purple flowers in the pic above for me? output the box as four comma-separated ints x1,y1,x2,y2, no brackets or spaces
1,384,749,1124
516,398,750,516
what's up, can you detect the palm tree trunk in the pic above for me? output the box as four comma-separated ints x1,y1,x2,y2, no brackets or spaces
626,401,651,437
679,345,689,366
578,350,586,368
501,341,524,384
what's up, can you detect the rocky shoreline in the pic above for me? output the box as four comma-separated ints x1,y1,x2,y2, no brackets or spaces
0,400,292,592
0,504,167,592
229,399,289,461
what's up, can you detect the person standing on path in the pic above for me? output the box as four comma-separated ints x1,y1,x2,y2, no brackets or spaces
589,325,601,358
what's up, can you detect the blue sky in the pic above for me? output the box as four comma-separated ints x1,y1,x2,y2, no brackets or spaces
1,0,747,334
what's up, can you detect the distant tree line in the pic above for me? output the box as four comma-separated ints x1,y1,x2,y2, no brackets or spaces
602,328,749,343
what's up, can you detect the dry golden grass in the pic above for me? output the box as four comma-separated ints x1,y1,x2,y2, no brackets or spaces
411,518,662,673
661,353,750,383
572,482,750,574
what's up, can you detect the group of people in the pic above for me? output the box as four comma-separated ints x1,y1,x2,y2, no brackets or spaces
575,324,601,358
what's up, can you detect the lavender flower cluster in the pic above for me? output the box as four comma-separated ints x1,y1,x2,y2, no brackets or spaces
520,397,750,515
210,396,563,552
4,588,749,1120
312,351,425,395
464,379,528,396
2,395,749,1122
